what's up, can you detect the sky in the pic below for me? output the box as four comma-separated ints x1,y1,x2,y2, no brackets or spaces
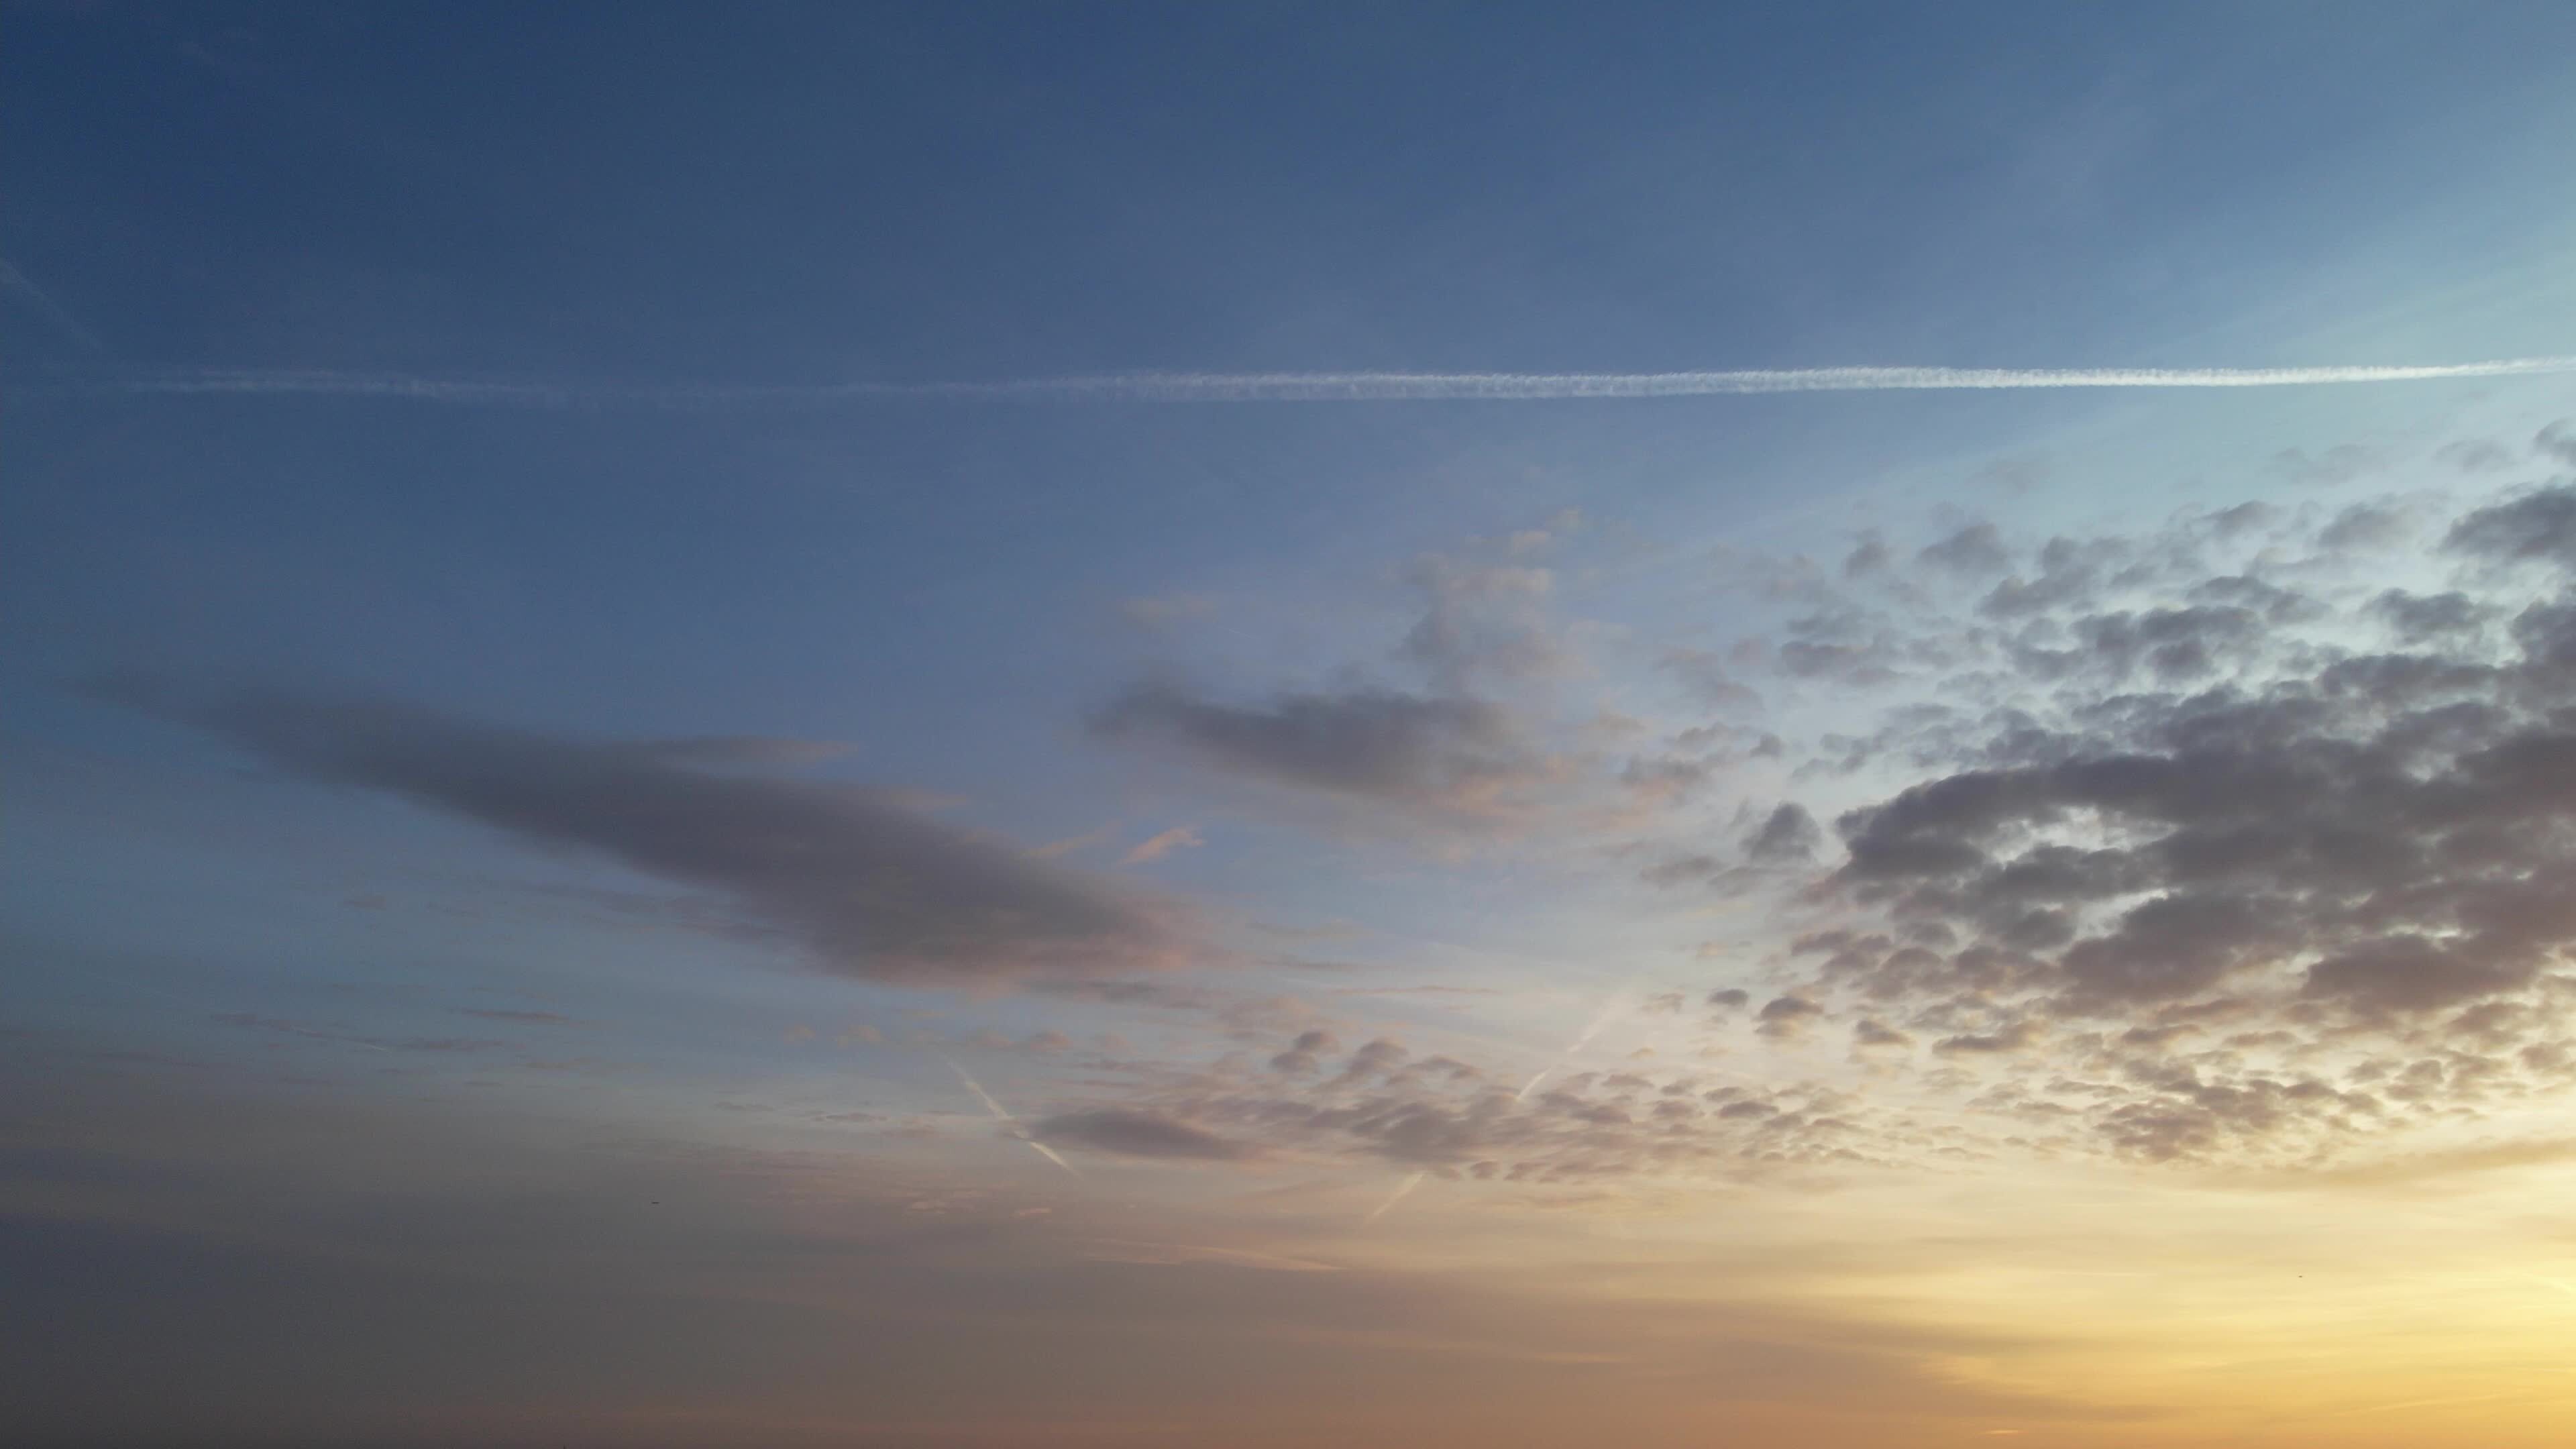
6,3,2576,1446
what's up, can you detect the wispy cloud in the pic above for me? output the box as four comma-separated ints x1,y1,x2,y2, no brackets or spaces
1120,826,1205,866
942,1054,1081,1177
1031,1108,1262,1162
0,256,106,354
37,355,2576,409
1364,1170,1427,1222
99,677,1201,984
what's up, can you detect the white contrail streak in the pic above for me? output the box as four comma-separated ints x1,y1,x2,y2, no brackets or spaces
938,1053,1079,1177
1364,1171,1427,1223
1515,985,1635,1103
34,354,2576,409
0,258,107,354
1369,985,1633,1224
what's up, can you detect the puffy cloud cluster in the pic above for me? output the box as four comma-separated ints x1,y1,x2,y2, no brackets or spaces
1044,1028,1908,1186
1726,462,2576,1163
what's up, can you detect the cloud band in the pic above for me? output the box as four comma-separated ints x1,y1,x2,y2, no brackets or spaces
29,355,2576,409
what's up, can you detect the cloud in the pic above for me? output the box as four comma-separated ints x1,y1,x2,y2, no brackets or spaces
1725,478,2576,1162
1094,535,1719,845
1756,996,1825,1040
1332,1037,1411,1086
1270,1029,1340,1075
617,735,857,769
1843,537,1894,578
2369,589,2487,642
1744,804,1823,863
1661,648,1765,710
1120,826,1205,866
455,1009,586,1027
1118,594,1220,629
2222,1136,2576,1190
2443,482,2576,567
0,255,107,354
1853,1019,1914,1049
1031,822,1118,859
1123,1026,1901,1183
68,355,2576,408
1399,555,1570,692
1031,1109,1261,1161
2437,438,2516,473
1918,523,2010,577
213,1013,502,1054
2316,504,2407,553
1932,1020,2039,1057
104,680,1199,983
2270,443,2382,487
1640,853,1723,889
1093,681,1561,824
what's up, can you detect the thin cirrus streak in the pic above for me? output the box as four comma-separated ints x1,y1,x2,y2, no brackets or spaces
1370,987,1631,1225
25,354,2576,408
939,1054,1080,1178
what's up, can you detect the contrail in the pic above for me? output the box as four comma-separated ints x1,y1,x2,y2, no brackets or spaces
1364,1171,1426,1223
1514,985,1635,1103
28,354,2576,409
0,258,106,354
938,1053,1079,1177
1362,984,1636,1226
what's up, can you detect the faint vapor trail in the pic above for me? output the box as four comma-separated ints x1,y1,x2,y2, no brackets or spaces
1514,985,1634,1103
0,258,106,354
939,1053,1079,1177
1364,1171,1426,1222
33,354,2576,409
1368,983,1635,1225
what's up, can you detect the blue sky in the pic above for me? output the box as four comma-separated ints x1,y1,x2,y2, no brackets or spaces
8,5,2576,1446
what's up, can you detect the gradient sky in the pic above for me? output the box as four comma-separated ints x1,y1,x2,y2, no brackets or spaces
8,5,2576,1446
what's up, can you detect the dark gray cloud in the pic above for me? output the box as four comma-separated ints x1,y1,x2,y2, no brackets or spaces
105,680,1195,983
1852,1019,1913,1049
2444,482,2576,567
1269,1028,1338,1075
1756,995,1824,1040
2316,504,2407,553
1332,1036,1411,1086
1660,647,1765,711
1743,804,1822,863
456,1008,587,1027
1093,680,1557,822
2270,443,2382,488
1640,853,1723,889
213,1012,504,1054
616,735,857,769
1917,523,2009,577
1842,537,1894,578
1398,555,1570,692
1030,1108,1260,1161
1977,536,2139,620
1140,1031,1894,1182
2438,438,2515,474
2369,589,2487,642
